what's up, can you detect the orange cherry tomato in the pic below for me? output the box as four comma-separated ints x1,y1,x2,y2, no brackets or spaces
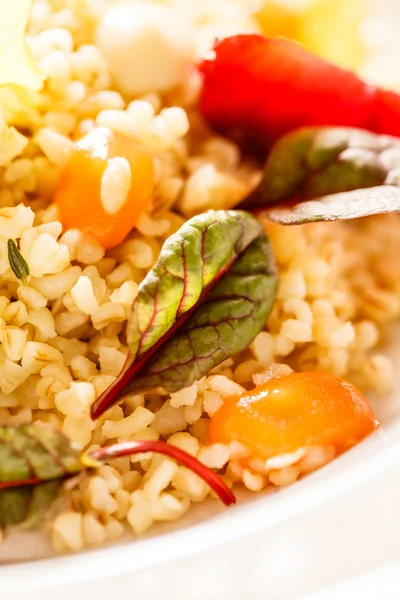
209,372,378,461
54,127,154,250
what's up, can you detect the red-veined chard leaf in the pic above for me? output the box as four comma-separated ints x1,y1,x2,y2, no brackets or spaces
238,126,400,223
0,423,82,487
266,186,400,224
0,424,235,531
91,209,278,418
0,481,64,529
0,423,82,529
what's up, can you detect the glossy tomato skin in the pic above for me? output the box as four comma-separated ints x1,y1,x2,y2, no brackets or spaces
209,371,379,461
199,35,400,151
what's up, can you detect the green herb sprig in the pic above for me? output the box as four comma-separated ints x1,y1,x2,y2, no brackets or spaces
7,239,29,284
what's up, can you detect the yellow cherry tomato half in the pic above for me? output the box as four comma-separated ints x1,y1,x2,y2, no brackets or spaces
209,371,378,462
54,127,154,250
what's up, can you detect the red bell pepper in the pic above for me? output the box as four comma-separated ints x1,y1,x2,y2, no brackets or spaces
199,35,400,151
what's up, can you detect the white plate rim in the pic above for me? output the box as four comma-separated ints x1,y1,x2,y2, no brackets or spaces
1,425,400,594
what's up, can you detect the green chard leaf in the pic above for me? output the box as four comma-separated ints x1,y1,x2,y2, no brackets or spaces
239,126,400,224
0,424,236,531
0,481,63,530
7,239,29,283
0,423,83,529
91,209,278,418
267,186,400,224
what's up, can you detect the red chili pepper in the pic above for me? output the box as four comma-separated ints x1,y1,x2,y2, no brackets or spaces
199,35,400,151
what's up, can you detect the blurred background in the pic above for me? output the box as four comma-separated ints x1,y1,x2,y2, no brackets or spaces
171,0,400,88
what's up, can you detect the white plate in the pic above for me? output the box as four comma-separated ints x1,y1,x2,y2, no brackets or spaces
2,338,400,599
4,4,400,594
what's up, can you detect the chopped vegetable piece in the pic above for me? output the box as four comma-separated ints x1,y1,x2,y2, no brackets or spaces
0,0,44,90
199,35,400,151
54,127,154,250
209,372,378,462
91,210,278,418
0,423,235,530
7,239,30,283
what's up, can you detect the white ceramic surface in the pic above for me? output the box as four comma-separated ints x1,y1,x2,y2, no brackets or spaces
2,336,400,599
4,1,400,598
